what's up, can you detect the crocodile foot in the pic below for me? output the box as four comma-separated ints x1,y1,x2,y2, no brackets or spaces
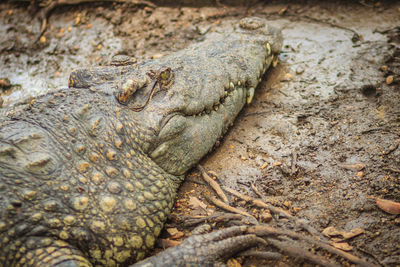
132,225,265,267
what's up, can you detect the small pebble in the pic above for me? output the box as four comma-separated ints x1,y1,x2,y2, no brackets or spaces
273,161,282,167
386,75,394,85
296,66,304,74
261,163,268,170
284,73,293,80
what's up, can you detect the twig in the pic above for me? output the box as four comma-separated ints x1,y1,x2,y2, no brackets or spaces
177,213,246,228
250,225,379,267
204,195,258,225
291,151,297,174
238,250,283,260
198,165,229,203
251,182,264,199
224,186,322,238
266,238,340,267
385,167,400,173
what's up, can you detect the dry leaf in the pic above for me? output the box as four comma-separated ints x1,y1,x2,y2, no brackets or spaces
340,163,365,171
332,242,353,251
322,226,364,240
342,228,365,239
166,228,185,239
188,196,207,211
227,258,242,267
322,226,342,237
158,238,181,248
375,197,400,215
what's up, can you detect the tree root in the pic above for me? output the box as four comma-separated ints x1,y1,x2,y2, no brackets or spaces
251,225,378,267
197,165,379,266
198,165,229,203
203,194,258,225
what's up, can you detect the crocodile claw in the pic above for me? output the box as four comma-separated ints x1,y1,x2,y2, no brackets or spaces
132,226,266,267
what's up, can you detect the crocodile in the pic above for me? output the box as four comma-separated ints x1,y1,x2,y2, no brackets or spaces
0,17,282,266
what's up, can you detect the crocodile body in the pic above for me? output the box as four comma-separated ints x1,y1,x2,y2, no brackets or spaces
0,18,282,266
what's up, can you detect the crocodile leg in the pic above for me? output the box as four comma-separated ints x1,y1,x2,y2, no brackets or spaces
13,239,91,267
132,226,265,267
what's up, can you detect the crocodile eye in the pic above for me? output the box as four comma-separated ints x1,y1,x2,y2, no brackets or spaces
158,67,174,88
160,69,170,81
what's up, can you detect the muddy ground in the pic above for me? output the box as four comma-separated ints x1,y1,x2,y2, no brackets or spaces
1,0,400,266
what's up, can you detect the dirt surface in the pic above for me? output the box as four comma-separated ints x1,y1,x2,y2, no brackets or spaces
1,1,400,266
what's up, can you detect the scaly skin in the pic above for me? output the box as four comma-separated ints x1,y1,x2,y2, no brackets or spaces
0,17,282,266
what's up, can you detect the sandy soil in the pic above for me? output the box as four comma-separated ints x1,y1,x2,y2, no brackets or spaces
1,0,399,266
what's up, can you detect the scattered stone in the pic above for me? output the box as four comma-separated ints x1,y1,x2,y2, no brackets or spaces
0,78,11,91
332,242,353,251
386,75,394,85
295,66,304,74
260,163,268,170
284,73,293,80
272,161,282,167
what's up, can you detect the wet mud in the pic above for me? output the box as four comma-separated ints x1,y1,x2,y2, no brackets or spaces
1,1,400,266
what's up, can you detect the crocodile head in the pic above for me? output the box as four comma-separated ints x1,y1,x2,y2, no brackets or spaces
0,17,282,267
69,17,283,177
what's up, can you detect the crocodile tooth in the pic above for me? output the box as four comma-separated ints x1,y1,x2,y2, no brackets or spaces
266,42,272,56
247,87,255,104
229,82,234,90
214,105,219,111
272,55,279,67
265,55,271,65
237,81,241,86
